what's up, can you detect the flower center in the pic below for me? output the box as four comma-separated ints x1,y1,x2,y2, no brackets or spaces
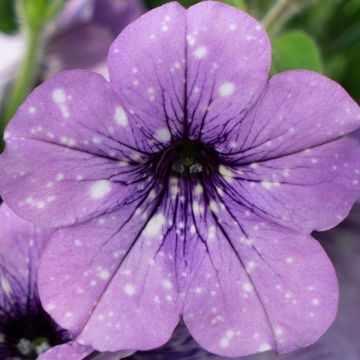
0,298,70,359
154,139,219,179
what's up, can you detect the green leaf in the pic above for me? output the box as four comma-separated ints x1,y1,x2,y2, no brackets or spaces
0,0,17,33
271,30,323,75
219,0,247,11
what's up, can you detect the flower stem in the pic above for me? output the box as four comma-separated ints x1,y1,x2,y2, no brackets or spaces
2,27,42,124
262,0,315,35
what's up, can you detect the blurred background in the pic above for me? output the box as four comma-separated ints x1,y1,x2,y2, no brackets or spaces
0,0,359,359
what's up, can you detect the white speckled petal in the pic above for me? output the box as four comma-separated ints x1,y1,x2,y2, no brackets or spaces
183,221,338,357
108,1,270,144
221,71,360,232
130,323,358,360
185,1,271,141
38,342,134,360
38,205,181,351
236,71,360,159
0,70,148,227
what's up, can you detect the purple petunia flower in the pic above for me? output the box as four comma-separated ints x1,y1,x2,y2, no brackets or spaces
0,1,360,357
0,204,132,360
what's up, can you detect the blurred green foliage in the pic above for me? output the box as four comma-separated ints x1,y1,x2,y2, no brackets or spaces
271,30,323,74
2,0,360,102
286,0,360,101
22,0,66,30
0,0,17,33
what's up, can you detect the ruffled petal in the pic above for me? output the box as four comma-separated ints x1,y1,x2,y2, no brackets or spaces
183,220,337,357
38,342,133,360
0,70,146,227
221,71,360,231
38,203,181,350
185,1,271,141
108,2,186,142
37,341,92,360
130,323,222,359
108,1,270,143
129,326,358,360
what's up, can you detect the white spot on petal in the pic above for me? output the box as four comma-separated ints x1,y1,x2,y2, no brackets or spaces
99,270,110,280
143,213,165,237
187,34,196,46
1,276,12,297
155,128,171,143
90,180,112,199
219,337,230,348
209,201,218,213
36,201,45,209
258,343,271,352
28,106,36,114
243,283,253,293
312,298,320,306
46,302,56,311
219,165,233,182
219,82,235,97
114,106,128,127
124,283,135,295
52,88,66,104
193,46,207,59
162,279,173,289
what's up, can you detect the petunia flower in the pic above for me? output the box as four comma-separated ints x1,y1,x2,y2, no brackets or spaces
130,205,360,360
0,204,133,360
0,1,359,357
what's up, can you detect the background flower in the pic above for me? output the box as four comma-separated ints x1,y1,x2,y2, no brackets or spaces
44,0,145,79
0,204,133,360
